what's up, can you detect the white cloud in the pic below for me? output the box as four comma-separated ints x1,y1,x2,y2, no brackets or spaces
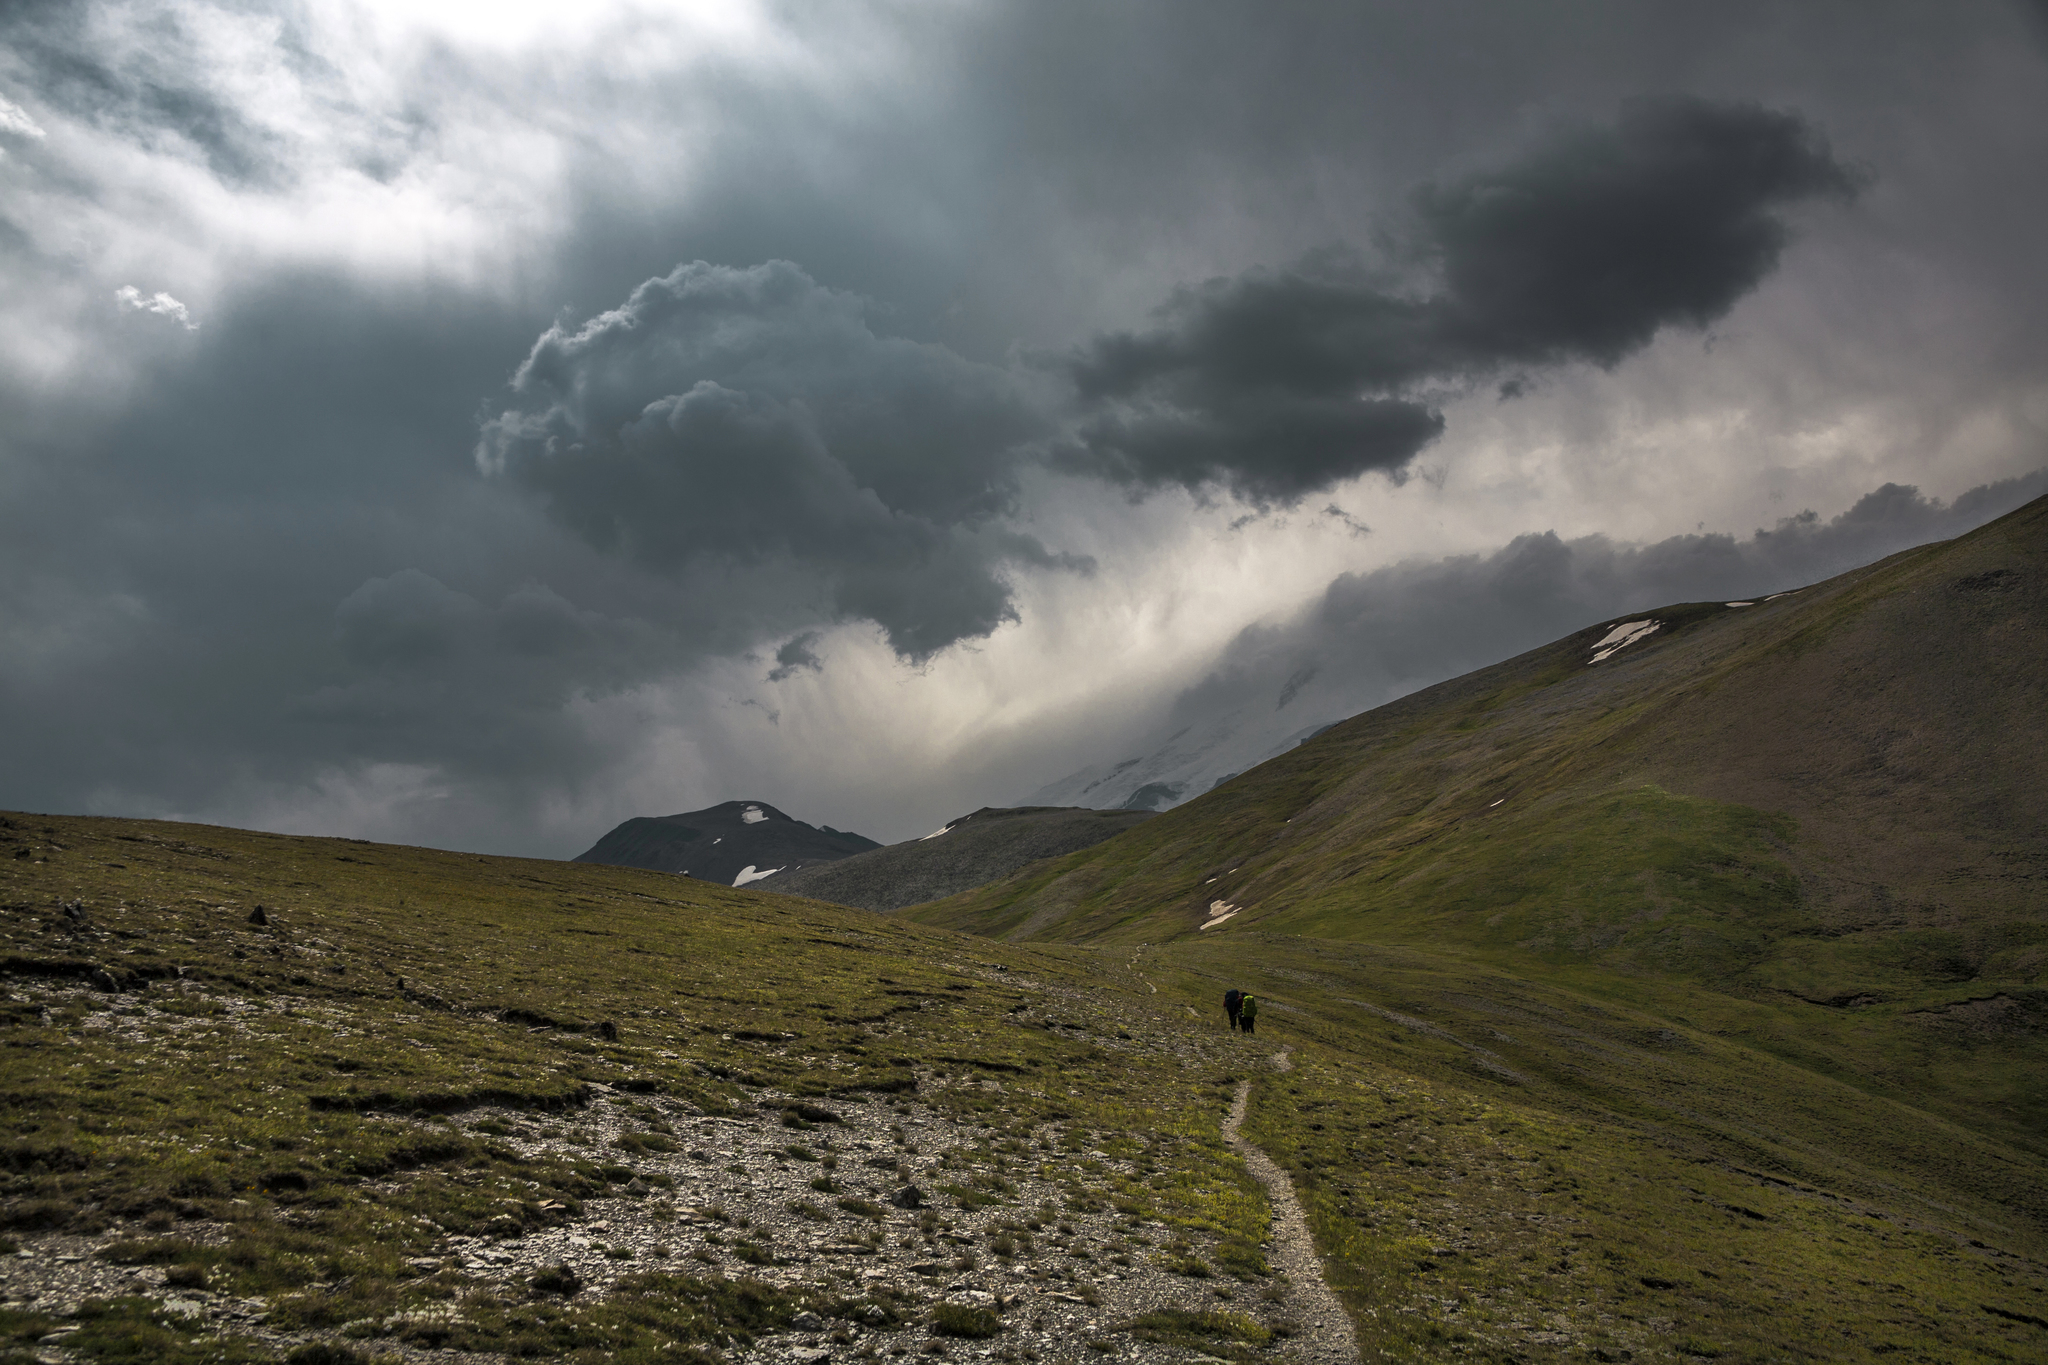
114,285,198,330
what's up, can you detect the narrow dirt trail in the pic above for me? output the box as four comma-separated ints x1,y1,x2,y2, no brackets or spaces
1223,1046,1361,1364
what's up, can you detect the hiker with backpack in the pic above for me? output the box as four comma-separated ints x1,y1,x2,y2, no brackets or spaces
1239,993,1259,1034
1224,988,1243,1031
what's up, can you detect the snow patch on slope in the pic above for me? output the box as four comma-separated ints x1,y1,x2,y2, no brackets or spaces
1588,619,1660,663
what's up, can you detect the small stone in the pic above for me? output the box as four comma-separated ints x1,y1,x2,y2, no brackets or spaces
890,1184,925,1209
791,1349,832,1364
791,1310,826,1331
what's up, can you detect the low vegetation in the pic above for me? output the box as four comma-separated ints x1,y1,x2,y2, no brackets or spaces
0,812,1271,1362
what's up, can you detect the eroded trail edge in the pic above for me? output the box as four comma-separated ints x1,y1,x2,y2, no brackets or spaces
1223,1049,1360,1364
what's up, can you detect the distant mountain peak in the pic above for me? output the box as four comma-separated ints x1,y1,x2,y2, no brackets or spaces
573,801,878,885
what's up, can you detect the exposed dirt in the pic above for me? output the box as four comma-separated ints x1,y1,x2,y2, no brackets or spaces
1220,1049,1359,1365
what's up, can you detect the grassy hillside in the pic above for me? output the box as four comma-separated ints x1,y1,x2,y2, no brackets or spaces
769,808,1155,912
5,812,2043,1363
910,494,2046,956
898,495,2048,1359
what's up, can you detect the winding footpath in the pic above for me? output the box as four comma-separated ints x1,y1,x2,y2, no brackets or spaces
1223,1047,1362,1365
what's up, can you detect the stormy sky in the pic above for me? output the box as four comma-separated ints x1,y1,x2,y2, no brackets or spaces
2,1,2044,854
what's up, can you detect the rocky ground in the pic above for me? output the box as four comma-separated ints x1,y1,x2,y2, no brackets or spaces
1,973,1340,1365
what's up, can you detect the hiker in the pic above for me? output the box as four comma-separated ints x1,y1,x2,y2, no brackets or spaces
1224,988,1243,1031
1239,992,1259,1034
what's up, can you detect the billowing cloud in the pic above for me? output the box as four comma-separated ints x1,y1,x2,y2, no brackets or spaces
478,260,1067,661
479,101,1862,661
1062,98,1860,503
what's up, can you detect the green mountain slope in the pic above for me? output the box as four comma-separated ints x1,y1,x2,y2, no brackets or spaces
768,806,1155,912
897,495,2048,1358
910,493,2046,957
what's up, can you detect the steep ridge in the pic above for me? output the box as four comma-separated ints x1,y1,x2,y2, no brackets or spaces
767,806,1154,911
573,799,879,885
909,493,2045,970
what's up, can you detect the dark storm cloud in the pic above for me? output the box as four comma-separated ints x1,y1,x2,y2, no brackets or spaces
1062,99,1860,503
0,268,736,852
309,569,677,770
487,101,1860,656
1171,471,2048,734
477,260,1068,661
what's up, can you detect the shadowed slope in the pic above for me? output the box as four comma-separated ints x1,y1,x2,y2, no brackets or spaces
766,806,1154,911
